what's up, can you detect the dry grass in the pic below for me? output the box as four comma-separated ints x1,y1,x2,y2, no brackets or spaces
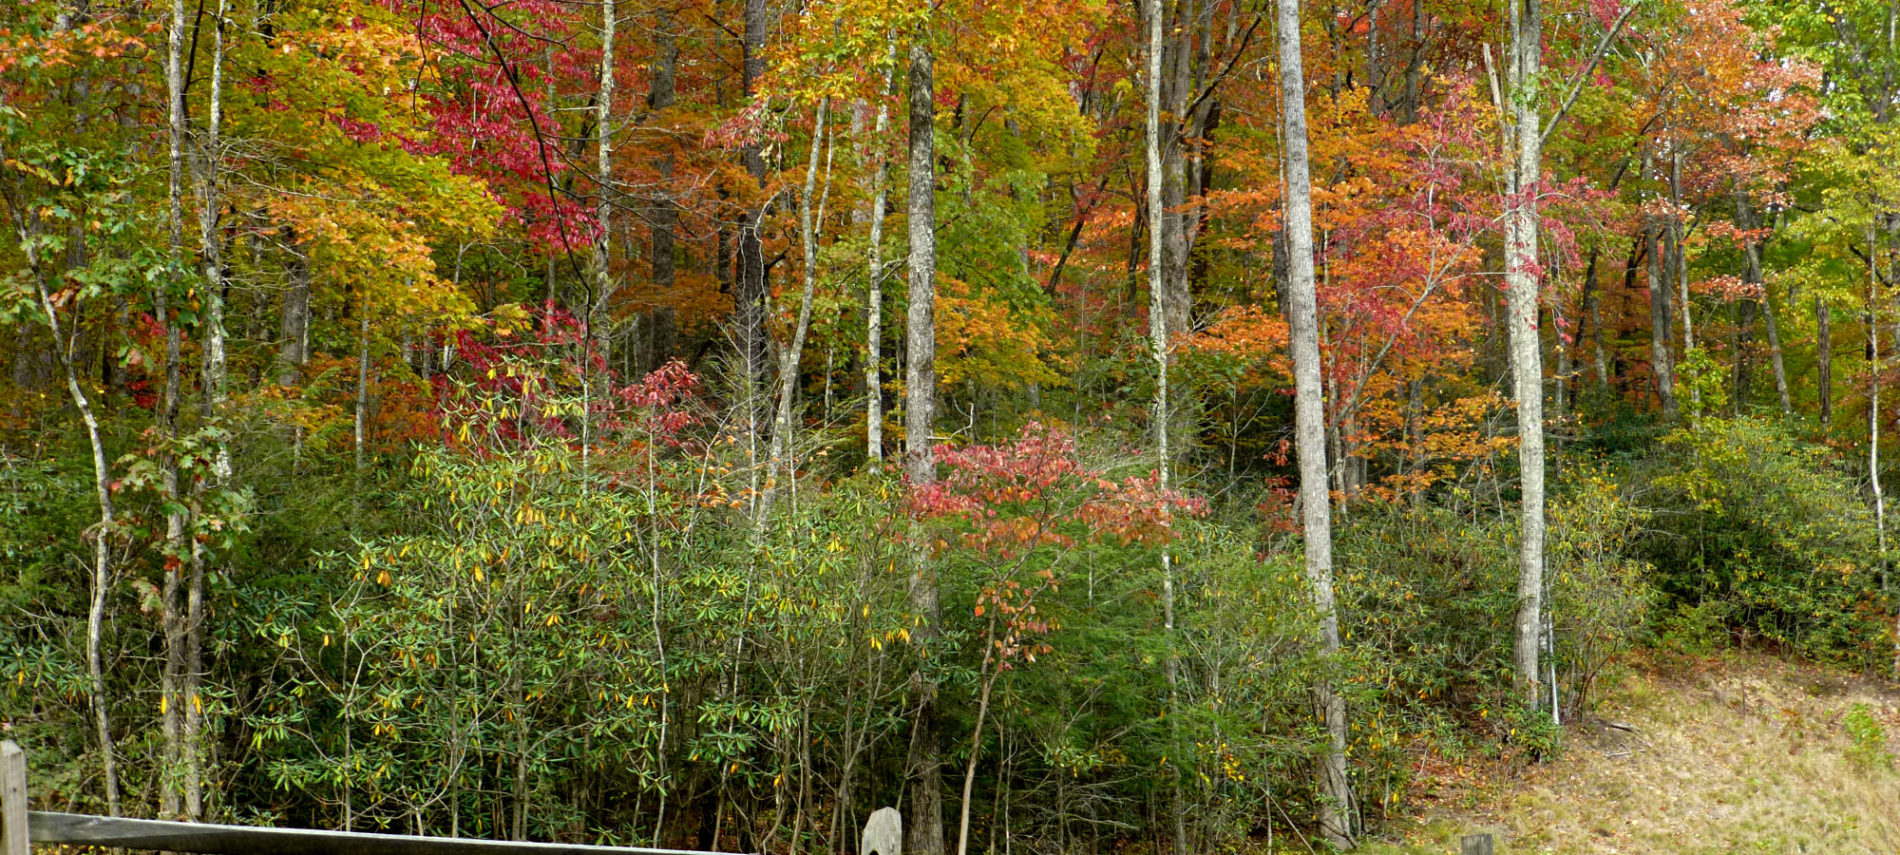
1360,650,1900,854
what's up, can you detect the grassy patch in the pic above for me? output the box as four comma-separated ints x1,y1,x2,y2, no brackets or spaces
1356,650,1900,853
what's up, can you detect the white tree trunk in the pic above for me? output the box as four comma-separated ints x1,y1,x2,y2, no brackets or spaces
161,0,189,817
183,0,229,818
865,39,895,464
759,99,832,520
1504,0,1549,708
1141,2,1187,851
1277,0,1353,844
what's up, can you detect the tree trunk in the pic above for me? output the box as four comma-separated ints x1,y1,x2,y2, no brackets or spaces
1504,0,1548,709
591,0,617,364
1869,221,1890,677
183,1,230,818
1582,247,1610,389
1734,188,1790,414
865,38,896,464
1819,296,1833,429
582,0,618,489
904,21,945,855
1277,0,1353,845
161,0,190,817
6,189,121,815
1647,219,1678,419
737,0,771,446
759,99,832,519
354,303,372,482
1672,152,1695,359
645,14,679,376
1141,2,1186,850
277,230,311,386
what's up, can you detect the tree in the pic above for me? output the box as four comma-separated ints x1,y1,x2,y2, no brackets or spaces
1275,0,1353,845
1498,0,1550,709
1139,0,1185,850
904,7,944,855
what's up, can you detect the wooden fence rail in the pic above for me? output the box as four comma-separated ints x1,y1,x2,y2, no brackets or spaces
2,741,903,855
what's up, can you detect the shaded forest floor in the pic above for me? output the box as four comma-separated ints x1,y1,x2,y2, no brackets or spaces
1362,649,1900,854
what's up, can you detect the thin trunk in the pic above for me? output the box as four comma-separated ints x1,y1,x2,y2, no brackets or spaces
583,0,618,490
1870,221,1891,678
1583,247,1610,388
8,198,120,815
161,0,189,817
1278,0,1353,844
738,0,770,447
904,20,945,855
354,302,371,487
954,633,1000,855
1761,286,1791,415
1554,259,1571,453
1141,2,1185,850
865,38,896,464
593,0,616,345
1819,296,1834,429
184,0,229,818
1158,0,1194,342
759,98,832,519
1734,188,1790,414
277,231,311,386
1672,152,1695,357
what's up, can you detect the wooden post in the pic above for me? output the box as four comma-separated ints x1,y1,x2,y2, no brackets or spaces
1,740,27,855
1460,832,1493,855
860,807,900,855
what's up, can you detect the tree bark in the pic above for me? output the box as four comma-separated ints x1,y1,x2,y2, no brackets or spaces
1647,219,1678,419
904,19,945,855
1734,188,1790,414
183,1,230,818
3,178,121,815
1582,247,1610,389
161,0,190,817
865,38,896,464
591,0,617,359
1503,0,1549,709
759,99,832,520
277,229,311,386
737,0,771,446
1818,295,1833,428
646,11,679,375
1671,152,1695,359
1277,0,1353,844
1141,2,1186,851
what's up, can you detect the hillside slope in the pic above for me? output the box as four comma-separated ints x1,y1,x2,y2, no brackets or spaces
1366,651,1900,854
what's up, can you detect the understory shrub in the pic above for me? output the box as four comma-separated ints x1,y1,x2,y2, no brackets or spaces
1633,417,1888,669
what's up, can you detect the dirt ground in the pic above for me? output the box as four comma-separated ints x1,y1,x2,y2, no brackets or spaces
1361,650,1900,854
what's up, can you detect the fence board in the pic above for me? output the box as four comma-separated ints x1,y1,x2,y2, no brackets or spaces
2,741,27,855
29,812,738,855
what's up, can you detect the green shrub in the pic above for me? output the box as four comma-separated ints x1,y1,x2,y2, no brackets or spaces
1549,469,1655,715
1336,506,1517,824
1633,417,1887,668
1844,702,1891,770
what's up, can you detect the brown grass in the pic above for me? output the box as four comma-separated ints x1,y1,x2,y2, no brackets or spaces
1361,650,1900,854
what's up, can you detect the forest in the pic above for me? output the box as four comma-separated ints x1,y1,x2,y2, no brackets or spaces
1,0,1897,850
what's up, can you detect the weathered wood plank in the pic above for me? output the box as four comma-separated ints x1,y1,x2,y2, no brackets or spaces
1,742,26,855
28,812,735,855
1460,832,1494,855
859,807,900,855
